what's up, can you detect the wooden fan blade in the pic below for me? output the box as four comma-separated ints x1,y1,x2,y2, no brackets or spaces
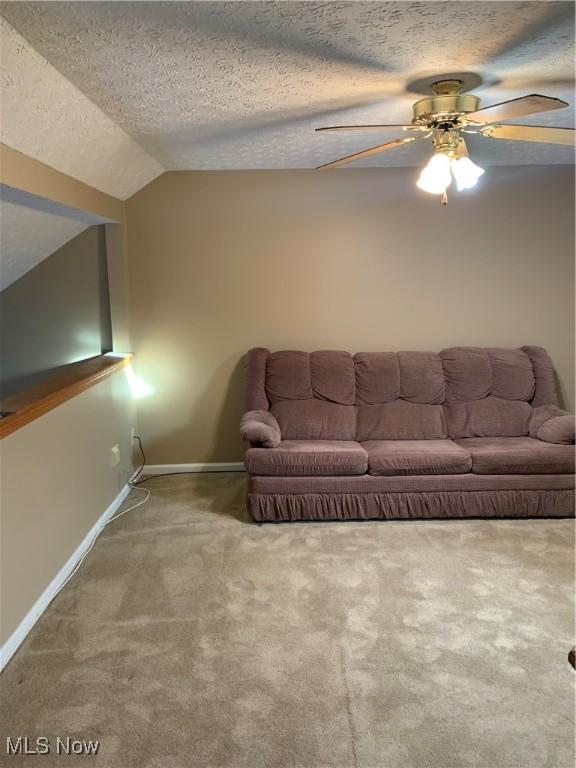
466,94,568,125
315,125,414,132
484,124,575,145
316,137,418,170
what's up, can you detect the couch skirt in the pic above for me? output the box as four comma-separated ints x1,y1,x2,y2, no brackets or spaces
247,474,575,522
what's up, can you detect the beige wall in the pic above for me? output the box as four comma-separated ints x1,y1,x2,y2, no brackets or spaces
0,369,137,646
126,167,575,464
0,146,138,655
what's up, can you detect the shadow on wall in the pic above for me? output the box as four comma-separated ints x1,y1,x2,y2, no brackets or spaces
554,369,570,412
209,354,246,461
144,353,247,464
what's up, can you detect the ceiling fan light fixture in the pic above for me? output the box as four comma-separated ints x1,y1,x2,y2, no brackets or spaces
316,83,573,198
416,152,452,195
451,156,485,190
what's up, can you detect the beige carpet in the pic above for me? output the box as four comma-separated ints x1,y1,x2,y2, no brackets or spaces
1,474,574,768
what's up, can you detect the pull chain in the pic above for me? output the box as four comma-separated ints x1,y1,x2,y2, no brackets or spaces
442,191,448,206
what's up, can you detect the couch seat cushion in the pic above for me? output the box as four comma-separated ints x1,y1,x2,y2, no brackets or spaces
245,441,368,476
363,440,472,476
456,437,575,475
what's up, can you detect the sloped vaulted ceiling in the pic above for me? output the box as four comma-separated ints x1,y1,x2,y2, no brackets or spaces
0,18,164,200
0,1,574,183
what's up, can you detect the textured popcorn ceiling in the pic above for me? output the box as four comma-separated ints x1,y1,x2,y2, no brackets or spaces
1,1,575,172
0,18,164,198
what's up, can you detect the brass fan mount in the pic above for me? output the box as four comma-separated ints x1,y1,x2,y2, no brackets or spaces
411,79,480,128
432,127,464,157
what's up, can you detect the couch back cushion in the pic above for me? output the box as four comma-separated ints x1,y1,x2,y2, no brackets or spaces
441,347,535,401
256,347,552,441
354,351,446,439
444,397,532,438
440,347,535,437
268,351,356,440
271,399,356,441
356,401,446,441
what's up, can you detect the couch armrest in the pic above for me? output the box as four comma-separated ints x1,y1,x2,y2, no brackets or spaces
240,410,281,448
529,405,566,436
530,404,575,444
537,415,575,445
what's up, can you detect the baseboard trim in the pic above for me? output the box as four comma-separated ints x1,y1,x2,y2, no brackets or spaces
141,462,245,476
0,483,131,673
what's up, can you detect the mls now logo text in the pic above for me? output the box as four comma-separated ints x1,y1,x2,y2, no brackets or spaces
6,736,100,756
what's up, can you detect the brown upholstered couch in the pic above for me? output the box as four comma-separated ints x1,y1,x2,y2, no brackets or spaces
240,347,575,522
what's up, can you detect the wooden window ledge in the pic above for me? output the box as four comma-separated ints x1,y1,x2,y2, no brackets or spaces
0,354,132,439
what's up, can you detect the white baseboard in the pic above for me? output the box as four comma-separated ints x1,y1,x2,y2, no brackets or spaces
141,462,245,476
0,483,131,673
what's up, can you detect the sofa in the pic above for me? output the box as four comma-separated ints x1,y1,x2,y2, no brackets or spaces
240,347,575,522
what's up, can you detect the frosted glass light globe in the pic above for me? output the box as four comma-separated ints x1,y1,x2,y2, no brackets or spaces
416,153,452,195
451,156,485,190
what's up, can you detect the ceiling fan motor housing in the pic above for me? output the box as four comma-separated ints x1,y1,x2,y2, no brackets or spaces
412,80,480,126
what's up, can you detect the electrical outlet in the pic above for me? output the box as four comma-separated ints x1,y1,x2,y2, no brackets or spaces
131,428,138,440
110,444,121,467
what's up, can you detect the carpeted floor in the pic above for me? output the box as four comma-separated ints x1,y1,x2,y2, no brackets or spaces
1,473,574,768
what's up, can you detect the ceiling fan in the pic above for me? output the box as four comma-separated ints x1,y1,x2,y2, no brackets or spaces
315,80,575,203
